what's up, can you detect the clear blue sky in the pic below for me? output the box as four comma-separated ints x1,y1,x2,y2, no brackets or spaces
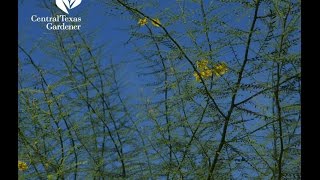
19,1,300,179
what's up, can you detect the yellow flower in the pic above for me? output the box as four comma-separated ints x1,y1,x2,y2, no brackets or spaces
193,72,201,82
204,69,213,77
18,161,28,171
213,62,228,76
193,60,228,82
138,17,148,26
194,59,214,82
196,59,209,70
152,18,161,27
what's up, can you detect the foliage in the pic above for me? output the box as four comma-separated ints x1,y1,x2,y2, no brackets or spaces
18,0,300,179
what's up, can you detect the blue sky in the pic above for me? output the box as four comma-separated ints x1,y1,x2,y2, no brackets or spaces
18,0,300,179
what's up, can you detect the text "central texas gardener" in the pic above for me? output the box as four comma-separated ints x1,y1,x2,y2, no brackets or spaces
31,15,81,30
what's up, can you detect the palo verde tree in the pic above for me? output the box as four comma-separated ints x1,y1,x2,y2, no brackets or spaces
18,0,300,179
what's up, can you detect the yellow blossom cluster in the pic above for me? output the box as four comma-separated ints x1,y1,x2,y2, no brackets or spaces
138,17,161,27
193,59,212,82
18,161,28,171
213,62,228,77
151,18,161,27
138,17,147,26
193,59,228,82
